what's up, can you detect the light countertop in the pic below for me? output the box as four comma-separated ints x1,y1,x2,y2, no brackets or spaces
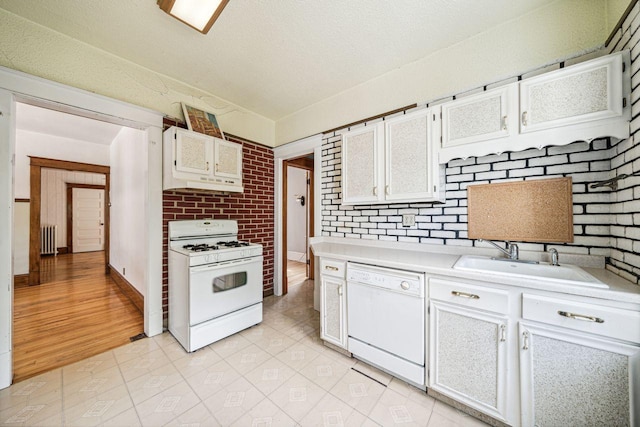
310,237,640,305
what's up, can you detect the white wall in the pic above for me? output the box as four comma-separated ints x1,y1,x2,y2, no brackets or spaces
40,169,106,248
14,129,110,198
13,202,28,276
109,126,147,295
287,166,307,260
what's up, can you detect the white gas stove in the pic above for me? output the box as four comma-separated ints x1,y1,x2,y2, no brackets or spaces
168,219,263,352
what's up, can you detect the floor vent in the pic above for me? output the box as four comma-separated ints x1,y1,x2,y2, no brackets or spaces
130,333,147,342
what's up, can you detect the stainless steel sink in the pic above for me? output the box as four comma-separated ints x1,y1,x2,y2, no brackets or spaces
453,255,608,288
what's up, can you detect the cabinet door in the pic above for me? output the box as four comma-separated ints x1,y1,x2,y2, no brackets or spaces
430,301,510,422
441,84,516,148
342,123,384,205
520,53,625,133
320,275,346,349
214,139,242,180
175,129,213,176
519,322,640,427
385,108,436,201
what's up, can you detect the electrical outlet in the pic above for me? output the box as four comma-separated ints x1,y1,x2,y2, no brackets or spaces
402,214,415,227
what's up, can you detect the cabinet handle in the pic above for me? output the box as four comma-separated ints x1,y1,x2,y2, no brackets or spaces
215,163,219,172
522,331,530,350
499,324,507,342
324,266,339,271
451,290,479,299
373,187,377,196
501,115,507,131
338,285,343,296
521,111,528,126
206,161,210,171
558,311,604,323
385,185,390,195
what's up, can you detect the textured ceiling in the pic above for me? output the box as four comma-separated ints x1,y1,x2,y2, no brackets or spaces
0,0,556,121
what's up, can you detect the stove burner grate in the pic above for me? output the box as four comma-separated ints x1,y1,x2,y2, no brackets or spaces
183,243,219,252
217,241,251,248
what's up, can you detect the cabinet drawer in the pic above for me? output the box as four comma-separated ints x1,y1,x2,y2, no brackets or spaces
522,293,640,344
430,278,509,314
320,258,346,278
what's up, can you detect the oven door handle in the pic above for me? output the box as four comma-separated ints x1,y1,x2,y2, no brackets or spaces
191,257,260,272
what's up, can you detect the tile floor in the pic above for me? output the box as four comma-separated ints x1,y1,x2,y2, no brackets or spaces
0,279,488,426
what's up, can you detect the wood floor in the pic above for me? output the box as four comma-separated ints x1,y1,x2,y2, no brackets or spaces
287,260,308,288
12,251,143,383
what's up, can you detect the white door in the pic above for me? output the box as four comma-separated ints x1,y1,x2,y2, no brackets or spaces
72,188,105,253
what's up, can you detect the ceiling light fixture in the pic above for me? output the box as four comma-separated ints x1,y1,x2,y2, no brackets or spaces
158,0,230,34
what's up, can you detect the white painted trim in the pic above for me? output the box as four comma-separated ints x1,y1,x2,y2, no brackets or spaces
0,67,164,389
273,134,322,297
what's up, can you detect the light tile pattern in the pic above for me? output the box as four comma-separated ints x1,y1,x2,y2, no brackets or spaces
0,279,488,426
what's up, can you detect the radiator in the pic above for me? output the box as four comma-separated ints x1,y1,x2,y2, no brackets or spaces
40,225,58,256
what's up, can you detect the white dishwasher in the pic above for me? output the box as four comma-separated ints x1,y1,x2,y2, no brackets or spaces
347,262,426,387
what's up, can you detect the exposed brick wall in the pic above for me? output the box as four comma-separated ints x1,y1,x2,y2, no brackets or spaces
608,3,640,285
162,137,275,322
321,41,640,286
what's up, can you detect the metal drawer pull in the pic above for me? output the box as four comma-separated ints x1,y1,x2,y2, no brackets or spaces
499,324,506,342
325,266,339,271
373,186,377,196
522,331,530,350
501,115,507,131
521,111,528,126
558,311,604,323
451,291,479,299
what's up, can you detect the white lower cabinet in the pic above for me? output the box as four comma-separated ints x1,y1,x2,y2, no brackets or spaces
429,300,510,423
319,258,347,349
519,322,640,427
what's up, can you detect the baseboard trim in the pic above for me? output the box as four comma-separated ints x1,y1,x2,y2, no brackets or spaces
108,265,144,314
14,274,29,288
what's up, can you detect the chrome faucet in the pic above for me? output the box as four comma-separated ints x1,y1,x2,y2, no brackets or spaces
549,248,559,266
478,239,519,260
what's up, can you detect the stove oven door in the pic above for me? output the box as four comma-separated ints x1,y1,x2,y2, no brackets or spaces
189,256,263,326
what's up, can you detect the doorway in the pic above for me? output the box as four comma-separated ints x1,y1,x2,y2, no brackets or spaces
282,155,314,294
28,158,111,285
68,185,106,254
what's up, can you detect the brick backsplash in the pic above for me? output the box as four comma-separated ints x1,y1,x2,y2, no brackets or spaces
162,138,275,322
607,3,640,285
321,8,640,286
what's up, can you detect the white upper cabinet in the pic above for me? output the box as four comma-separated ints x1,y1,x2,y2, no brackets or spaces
439,50,631,163
342,123,384,204
385,108,440,201
442,85,518,149
163,126,243,193
175,129,213,176
342,109,443,205
214,139,243,181
520,53,624,133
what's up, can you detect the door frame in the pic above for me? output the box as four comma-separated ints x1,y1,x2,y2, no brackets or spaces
0,65,164,389
29,158,110,285
66,183,106,254
273,134,323,298
283,156,314,294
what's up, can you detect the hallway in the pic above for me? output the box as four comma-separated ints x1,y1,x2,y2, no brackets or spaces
12,251,143,382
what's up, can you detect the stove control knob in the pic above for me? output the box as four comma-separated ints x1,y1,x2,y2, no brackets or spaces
400,281,410,290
